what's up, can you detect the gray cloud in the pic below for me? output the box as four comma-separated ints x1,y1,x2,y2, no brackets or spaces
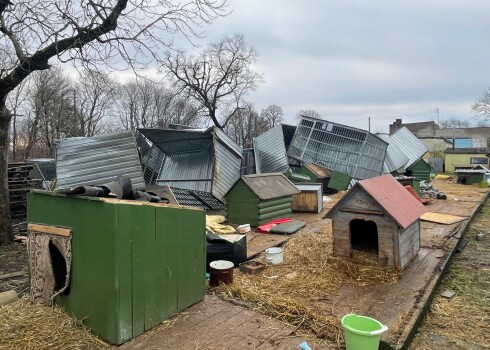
177,0,490,131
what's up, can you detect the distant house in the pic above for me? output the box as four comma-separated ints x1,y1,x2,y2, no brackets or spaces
445,148,490,173
390,119,490,173
325,174,427,271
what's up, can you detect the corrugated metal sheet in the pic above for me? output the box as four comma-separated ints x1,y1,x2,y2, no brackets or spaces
55,132,145,189
214,127,243,157
358,174,426,229
213,138,242,199
377,133,410,173
287,117,387,179
241,148,256,175
240,173,300,200
137,127,242,199
156,151,213,192
389,127,428,169
253,124,289,174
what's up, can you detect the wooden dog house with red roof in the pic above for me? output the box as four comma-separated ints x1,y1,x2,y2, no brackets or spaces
325,174,427,270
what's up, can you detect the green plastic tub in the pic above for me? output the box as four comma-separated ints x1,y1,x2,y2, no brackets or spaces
341,314,388,350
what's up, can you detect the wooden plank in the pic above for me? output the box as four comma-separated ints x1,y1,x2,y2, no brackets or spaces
27,223,71,237
420,212,468,224
131,205,155,336
339,208,384,216
177,208,206,311
246,232,292,259
114,204,134,342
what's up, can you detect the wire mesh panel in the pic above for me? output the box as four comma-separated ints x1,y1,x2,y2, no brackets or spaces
287,117,387,179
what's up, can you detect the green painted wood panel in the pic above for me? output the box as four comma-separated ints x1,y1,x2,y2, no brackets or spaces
258,203,291,215
299,165,319,182
114,204,133,342
177,208,206,310
155,207,178,320
257,197,291,208
328,171,351,191
27,191,206,345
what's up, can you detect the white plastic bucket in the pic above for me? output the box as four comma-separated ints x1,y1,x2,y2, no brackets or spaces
237,224,251,233
265,247,283,265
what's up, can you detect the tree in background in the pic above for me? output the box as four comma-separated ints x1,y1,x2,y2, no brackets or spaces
472,88,490,125
260,104,283,128
162,34,263,129
0,0,227,244
224,104,269,148
114,78,201,131
296,109,322,120
439,118,472,128
75,70,116,137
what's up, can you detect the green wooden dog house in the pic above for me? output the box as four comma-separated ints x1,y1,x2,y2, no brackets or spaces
27,190,205,345
226,173,300,226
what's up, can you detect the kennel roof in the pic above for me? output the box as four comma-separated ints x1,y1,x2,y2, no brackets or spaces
325,173,427,229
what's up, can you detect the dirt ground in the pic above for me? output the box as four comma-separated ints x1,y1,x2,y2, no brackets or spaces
0,221,29,296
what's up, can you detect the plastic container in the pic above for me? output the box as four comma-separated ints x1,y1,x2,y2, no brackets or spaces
341,314,388,350
237,224,251,233
265,247,283,265
209,260,234,287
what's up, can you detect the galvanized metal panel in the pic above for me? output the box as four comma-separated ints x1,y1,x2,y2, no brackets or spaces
287,117,387,179
377,133,410,173
137,127,241,198
55,132,145,189
214,127,243,157
213,138,241,199
156,151,213,192
241,149,256,175
241,173,300,200
253,125,289,174
389,127,428,169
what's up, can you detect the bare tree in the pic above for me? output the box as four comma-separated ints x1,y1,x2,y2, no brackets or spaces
439,118,472,128
296,109,322,120
114,78,202,131
472,88,490,123
260,104,283,128
162,34,263,129
0,0,227,244
224,104,269,148
24,69,74,159
75,70,115,137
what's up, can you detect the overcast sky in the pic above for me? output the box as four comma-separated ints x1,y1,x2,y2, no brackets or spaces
179,0,490,132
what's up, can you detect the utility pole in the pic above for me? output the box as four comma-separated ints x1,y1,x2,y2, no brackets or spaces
436,107,439,126
368,117,371,132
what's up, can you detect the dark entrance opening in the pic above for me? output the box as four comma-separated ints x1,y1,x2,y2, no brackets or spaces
350,219,378,254
49,240,70,294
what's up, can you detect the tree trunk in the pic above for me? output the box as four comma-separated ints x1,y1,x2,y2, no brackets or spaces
0,99,13,245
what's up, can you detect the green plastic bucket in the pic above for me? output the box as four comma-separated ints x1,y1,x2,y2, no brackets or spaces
341,314,388,350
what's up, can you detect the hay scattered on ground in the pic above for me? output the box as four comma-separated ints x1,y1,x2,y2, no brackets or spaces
0,297,110,350
216,228,401,343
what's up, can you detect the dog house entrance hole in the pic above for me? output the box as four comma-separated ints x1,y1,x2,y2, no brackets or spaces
49,240,69,294
350,219,378,254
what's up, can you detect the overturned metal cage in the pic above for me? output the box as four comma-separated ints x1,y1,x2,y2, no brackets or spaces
137,126,242,200
287,117,388,180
